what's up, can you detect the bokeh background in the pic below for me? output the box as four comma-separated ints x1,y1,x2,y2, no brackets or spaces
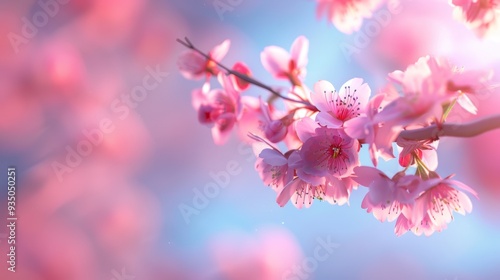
0,0,500,279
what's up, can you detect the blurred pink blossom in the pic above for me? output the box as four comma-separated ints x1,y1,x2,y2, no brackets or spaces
178,39,230,80
452,0,500,39
316,0,383,33
194,73,242,145
260,36,309,84
209,228,303,280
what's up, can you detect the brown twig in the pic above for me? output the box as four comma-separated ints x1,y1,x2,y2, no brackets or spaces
177,37,315,108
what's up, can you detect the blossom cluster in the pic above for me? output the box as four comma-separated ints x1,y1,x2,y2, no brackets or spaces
451,0,500,39
177,36,492,236
316,0,500,40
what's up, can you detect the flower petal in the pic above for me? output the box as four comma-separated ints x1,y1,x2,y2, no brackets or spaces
260,149,288,166
294,117,318,142
210,39,231,61
457,94,477,115
353,166,387,187
260,46,290,78
316,112,343,128
277,178,300,207
311,80,336,112
211,113,236,145
290,36,309,70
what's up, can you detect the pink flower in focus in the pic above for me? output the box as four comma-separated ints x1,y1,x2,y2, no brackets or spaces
250,134,294,191
278,157,358,208
353,167,423,222
194,73,241,145
451,0,500,39
178,39,230,80
260,36,309,84
310,78,371,128
396,174,478,236
295,118,360,178
316,0,383,34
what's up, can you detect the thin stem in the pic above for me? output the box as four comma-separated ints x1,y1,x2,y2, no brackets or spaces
399,114,500,140
441,98,458,123
177,37,315,107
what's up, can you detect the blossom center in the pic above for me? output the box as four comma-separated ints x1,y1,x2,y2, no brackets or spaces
332,146,341,158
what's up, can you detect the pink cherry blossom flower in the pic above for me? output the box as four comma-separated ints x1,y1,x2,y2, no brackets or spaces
295,118,360,178
310,78,371,128
380,59,446,127
235,97,291,144
353,167,423,222
316,0,383,34
396,137,439,171
278,150,358,208
396,174,478,236
446,66,493,115
451,0,500,40
250,133,294,191
260,36,309,84
177,39,230,80
386,56,492,119
425,56,492,115
194,73,241,145
344,90,397,166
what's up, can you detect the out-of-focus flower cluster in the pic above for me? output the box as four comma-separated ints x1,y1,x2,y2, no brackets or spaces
0,1,188,279
178,36,494,236
315,0,500,40
451,0,500,39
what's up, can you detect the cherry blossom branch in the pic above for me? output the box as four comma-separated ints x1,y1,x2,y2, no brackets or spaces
176,37,315,108
399,114,500,140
